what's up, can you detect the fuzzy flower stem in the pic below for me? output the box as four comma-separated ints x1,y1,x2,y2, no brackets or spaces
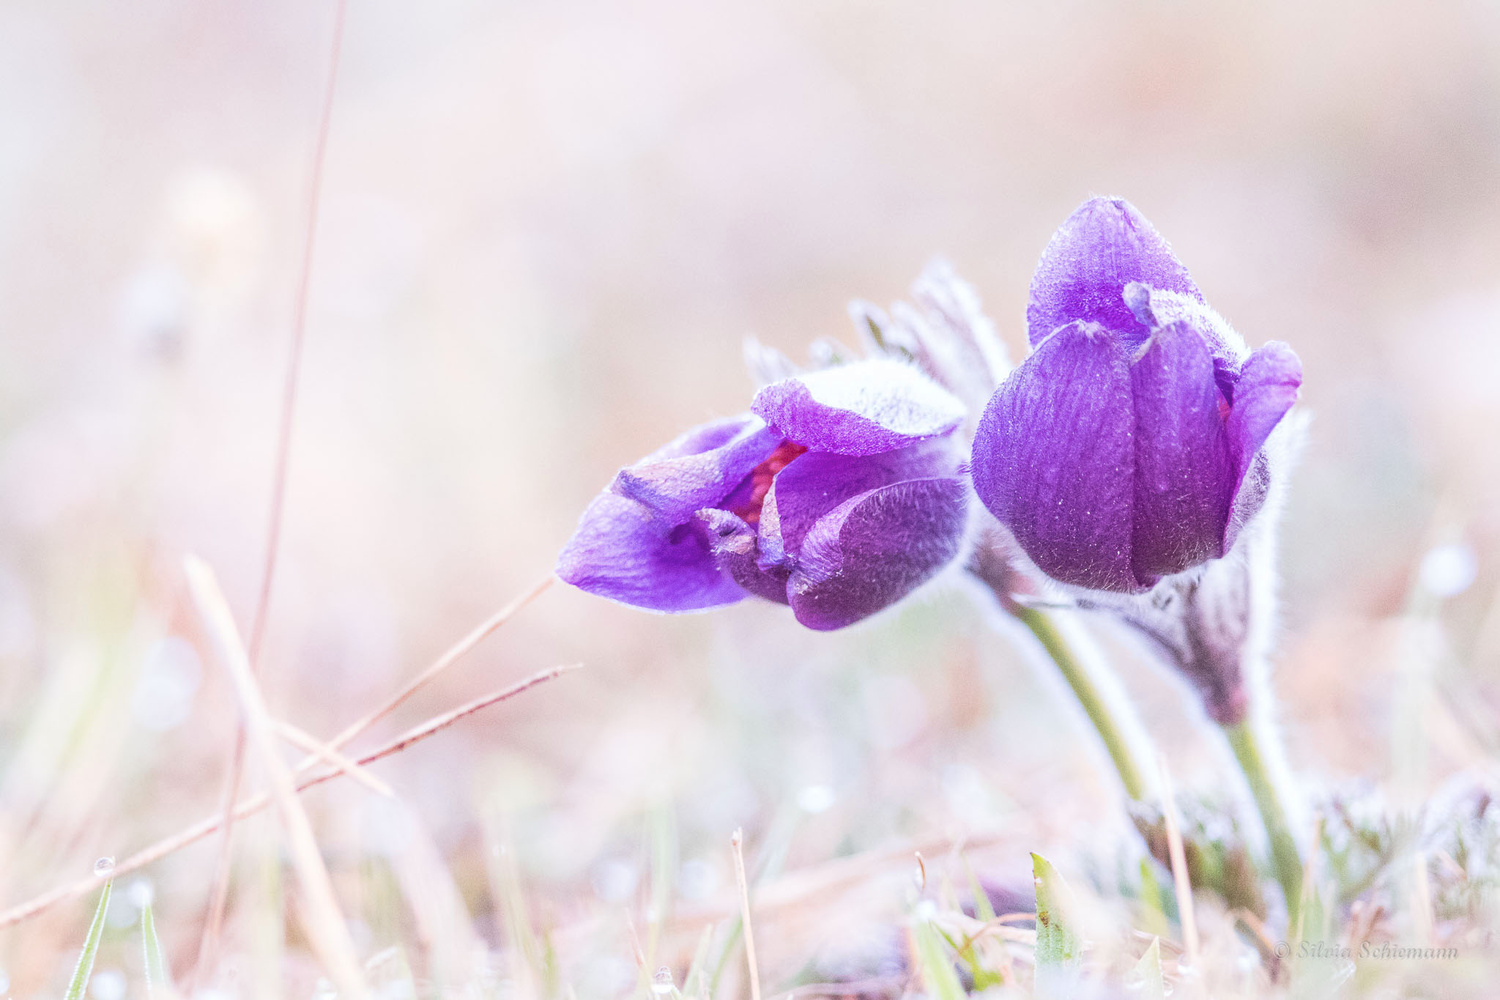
1223,718,1303,927
1013,605,1148,801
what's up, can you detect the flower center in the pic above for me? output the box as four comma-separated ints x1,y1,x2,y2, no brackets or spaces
728,440,808,525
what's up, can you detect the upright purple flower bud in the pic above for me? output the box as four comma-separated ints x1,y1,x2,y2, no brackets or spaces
970,197,1303,724
557,359,971,631
971,197,1302,596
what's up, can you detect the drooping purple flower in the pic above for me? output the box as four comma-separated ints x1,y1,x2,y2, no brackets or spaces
557,359,971,630
971,197,1303,594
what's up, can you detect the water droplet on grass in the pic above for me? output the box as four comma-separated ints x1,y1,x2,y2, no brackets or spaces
93,857,115,877
127,879,154,908
89,969,125,1000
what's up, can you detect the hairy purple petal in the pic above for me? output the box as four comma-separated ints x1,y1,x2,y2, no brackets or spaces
1123,282,1246,373
1128,321,1236,581
757,439,959,568
787,477,969,631
1223,341,1302,548
971,321,1140,593
612,415,783,524
696,508,791,604
1228,341,1302,487
1027,197,1203,349
556,493,745,611
751,359,966,457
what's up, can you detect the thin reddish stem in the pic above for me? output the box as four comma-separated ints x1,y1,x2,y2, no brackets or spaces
193,0,349,984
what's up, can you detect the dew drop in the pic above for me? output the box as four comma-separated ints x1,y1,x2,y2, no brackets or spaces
651,967,675,995
1420,543,1477,598
796,784,836,814
89,968,126,1000
127,879,154,909
93,857,116,877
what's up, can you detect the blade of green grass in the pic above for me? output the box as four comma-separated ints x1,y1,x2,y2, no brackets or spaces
1293,817,1329,947
64,880,112,1000
1131,937,1165,1000
1137,859,1170,938
706,919,744,999
681,924,715,999
964,856,997,923
641,800,677,984
937,924,1004,993
1032,853,1082,1000
142,898,177,1000
911,919,966,1000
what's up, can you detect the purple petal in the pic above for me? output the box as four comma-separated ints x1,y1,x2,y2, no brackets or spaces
787,477,969,631
1228,342,1302,483
751,359,966,457
756,439,960,568
612,415,783,523
1122,282,1246,375
695,508,791,604
971,321,1140,593
1128,321,1236,580
1224,341,1302,547
556,493,746,611
1027,197,1203,349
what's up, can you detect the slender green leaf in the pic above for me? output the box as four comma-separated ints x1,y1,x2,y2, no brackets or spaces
64,880,113,1000
1290,866,1351,999
911,919,966,1000
937,923,1004,993
964,856,997,923
642,801,677,979
681,924,715,999
1032,853,1082,1000
1131,937,1165,1000
706,918,744,999
1296,871,1328,947
1137,859,1170,938
142,900,176,999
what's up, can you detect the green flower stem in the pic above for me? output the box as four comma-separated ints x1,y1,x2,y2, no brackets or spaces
1014,605,1148,802
1223,718,1304,928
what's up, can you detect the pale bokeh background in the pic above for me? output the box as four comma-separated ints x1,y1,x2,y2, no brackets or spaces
1,0,1498,991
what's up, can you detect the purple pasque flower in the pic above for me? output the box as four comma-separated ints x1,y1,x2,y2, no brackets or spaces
971,197,1303,595
556,358,971,631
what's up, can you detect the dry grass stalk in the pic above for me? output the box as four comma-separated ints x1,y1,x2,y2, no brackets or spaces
668,829,1010,932
0,663,578,929
274,719,394,798
195,735,247,986
1230,907,1281,977
184,554,371,997
196,1,351,977
731,828,762,1000
314,573,554,757
1158,757,1200,970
